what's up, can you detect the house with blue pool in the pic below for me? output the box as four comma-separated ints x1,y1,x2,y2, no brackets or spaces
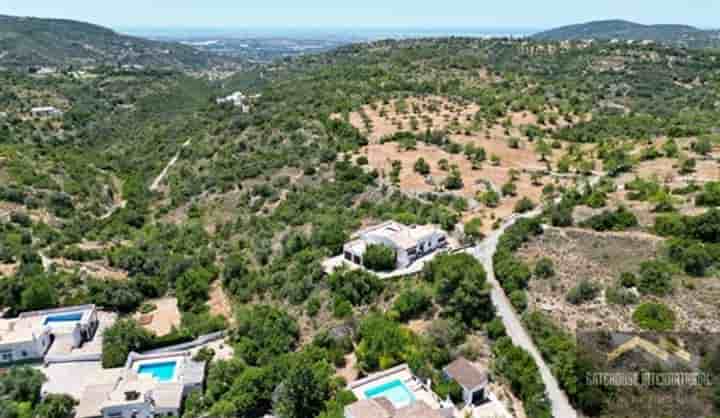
0,304,99,364
345,364,454,418
75,351,205,418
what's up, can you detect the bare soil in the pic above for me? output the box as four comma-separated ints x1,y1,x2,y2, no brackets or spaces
518,227,720,334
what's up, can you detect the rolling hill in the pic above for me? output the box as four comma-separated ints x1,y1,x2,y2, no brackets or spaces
0,14,234,70
533,19,720,48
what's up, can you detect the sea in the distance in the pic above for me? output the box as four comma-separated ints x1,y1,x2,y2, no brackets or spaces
117,26,541,42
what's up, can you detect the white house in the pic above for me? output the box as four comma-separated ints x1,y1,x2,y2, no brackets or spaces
442,357,488,407
30,106,63,118
216,91,249,112
0,305,99,364
343,221,448,269
76,351,206,418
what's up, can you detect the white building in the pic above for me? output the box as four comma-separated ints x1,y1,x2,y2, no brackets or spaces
30,106,63,118
343,221,448,269
216,91,249,112
442,357,488,408
76,351,206,418
0,305,99,364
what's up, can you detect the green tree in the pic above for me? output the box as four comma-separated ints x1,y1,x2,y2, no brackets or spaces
413,158,431,175
33,395,76,418
637,260,673,296
424,253,494,327
273,352,333,418
102,319,153,368
232,305,299,366
362,244,396,271
20,278,58,312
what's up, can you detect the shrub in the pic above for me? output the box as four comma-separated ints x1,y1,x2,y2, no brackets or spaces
696,182,720,207
232,305,299,366
566,280,599,305
480,189,500,208
362,244,397,271
443,168,464,190
605,285,638,306
534,258,555,279
328,269,384,305
102,319,154,368
619,272,638,288
464,218,484,242
632,302,676,331
356,156,369,165
550,203,574,227
510,290,528,311
485,318,507,340
637,260,673,296
390,288,432,321
514,197,536,213
414,158,430,175
580,206,638,231
332,298,353,319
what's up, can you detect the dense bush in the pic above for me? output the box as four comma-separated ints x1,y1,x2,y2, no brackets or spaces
362,244,397,271
102,319,154,368
534,257,555,278
327,269,384,306
232,305,300,366
580,206,638,231
492,337,552,418
632,302,676,331
566,280,600,305
423,253,494,328
390,287,433,321
637,260,674,296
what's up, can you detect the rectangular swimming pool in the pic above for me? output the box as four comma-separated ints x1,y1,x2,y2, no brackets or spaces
364,379,416,408
137,361,177,382
44,312,83,325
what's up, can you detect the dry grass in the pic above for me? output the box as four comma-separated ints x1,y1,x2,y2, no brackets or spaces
135,297,182,336
518,227,720,334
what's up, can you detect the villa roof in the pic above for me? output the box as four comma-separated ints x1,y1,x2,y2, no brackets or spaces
358,221,444,250
443,357,488,390
345,399,393,418
76,384,116,418
394,401,444,418
151,383,185,409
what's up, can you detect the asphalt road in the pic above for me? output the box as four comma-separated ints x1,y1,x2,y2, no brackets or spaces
467,211,578,418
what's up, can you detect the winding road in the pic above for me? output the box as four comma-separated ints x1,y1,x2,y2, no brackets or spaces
466,211,577,418
466,174,601,418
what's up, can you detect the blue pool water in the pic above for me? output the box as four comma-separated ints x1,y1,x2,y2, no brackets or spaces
137,361,177,381
44,312,83,325
364,379,416,408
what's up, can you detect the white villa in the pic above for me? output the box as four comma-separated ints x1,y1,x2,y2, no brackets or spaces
0,304,99,364
216,91,249,112
30,106,63,118
345,364,453,418
343,221,448,269
76,351,206,418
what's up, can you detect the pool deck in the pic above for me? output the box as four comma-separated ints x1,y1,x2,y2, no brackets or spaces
348,364,442,410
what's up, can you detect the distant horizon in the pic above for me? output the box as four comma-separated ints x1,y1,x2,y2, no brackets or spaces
4,0,719,32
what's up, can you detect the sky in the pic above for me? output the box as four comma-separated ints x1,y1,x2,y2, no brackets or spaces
3,0,720,30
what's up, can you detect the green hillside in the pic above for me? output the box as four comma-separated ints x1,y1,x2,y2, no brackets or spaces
0,14,233,69
533,19,720,48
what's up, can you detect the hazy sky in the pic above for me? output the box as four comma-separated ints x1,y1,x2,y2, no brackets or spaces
4,0,720,29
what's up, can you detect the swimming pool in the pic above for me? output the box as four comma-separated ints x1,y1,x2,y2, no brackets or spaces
137,361,177,382
44,312,83,325
364,379,416,408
